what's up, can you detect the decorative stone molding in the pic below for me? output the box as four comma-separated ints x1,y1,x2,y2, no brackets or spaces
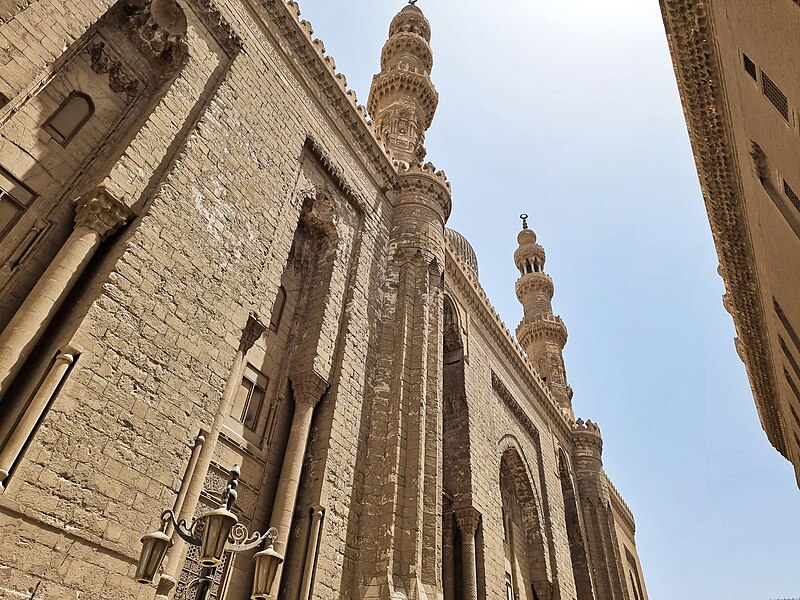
192,0,243,56
239,313,267,353
605,473,636,534
305,137,378,209
395,160,452,222
290,371,329,408
572,418,603,461
516,315,568,351
250,0,397,188
119,0,189,66
87,41,141,100
515,272,555,303
660,0,788,457
74,188,134,240
454,506,481,536
491,371,542,443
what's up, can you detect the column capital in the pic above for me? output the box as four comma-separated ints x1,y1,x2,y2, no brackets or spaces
454,506,481,537
239,313,267,353
291,371,329,408
74,187,133,240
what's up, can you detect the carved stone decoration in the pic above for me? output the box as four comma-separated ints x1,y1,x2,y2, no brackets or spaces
119,0,189,66
87,41,141,100
193,0,244,56
74,187,134,241
660,0,788,457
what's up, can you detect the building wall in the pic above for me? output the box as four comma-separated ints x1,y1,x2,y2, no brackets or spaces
0,1,649,599
660,0,800,485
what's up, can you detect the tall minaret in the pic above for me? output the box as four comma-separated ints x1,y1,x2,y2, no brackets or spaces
367,1,439,163
514,214,573,417
359,4,451,600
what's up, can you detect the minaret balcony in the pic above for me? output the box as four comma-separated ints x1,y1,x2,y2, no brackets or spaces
515,271,554,302
516,314,568,349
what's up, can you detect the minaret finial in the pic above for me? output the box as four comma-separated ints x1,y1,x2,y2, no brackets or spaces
520,213,529,230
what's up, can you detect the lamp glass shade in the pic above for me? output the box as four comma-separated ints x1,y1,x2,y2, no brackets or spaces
135,530,172,583
199,507,238,567
251,544,284,599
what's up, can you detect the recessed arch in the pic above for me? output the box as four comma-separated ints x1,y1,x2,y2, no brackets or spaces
499,443,552,600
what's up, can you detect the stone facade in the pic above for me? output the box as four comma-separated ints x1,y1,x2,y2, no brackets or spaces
660,0,800,487
0,1,649,599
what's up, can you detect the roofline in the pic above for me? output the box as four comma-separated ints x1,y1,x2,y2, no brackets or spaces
659,0,788,457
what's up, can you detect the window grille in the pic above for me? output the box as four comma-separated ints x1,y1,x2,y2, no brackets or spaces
784,180,800,213
0,166,35,240
761,71,790,121
742,53,757,81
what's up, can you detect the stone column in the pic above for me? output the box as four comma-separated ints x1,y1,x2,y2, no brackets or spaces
454,507,481,600
442,512,456,600
0,350,76,489
298,505,325,600
0,188,132,396
155,315,266,600
269,371,327,599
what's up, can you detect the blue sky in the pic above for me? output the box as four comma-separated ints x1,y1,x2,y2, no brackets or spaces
291,1,800,598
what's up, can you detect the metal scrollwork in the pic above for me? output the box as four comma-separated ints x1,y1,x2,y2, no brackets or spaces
225,525,278,553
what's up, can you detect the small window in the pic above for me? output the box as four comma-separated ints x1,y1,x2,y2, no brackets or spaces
43,92,94,146
231,364,268,431
0,166,36,240
270,285,287,332
742,53,757,81
784,180,800,213
505,576,514,600
761,71,789,121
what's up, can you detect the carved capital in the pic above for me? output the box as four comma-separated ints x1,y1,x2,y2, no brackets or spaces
239,314,267,353
454,506,481,537
290,371,329,408
73,188,133,240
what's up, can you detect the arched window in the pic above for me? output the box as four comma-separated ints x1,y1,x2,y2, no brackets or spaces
43,92,94,146
270,285,287,332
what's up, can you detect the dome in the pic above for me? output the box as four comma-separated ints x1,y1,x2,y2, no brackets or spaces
445,228,479,277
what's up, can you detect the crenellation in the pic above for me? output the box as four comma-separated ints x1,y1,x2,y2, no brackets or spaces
0,2,648,599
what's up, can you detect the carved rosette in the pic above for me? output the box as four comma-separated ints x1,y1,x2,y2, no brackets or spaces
73,188,133,240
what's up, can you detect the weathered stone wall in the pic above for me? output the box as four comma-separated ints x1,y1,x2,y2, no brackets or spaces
0,1,393,598
0,2,648,600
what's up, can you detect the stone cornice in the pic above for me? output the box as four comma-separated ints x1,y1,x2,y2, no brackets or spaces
247,0,398,191
660,0,788,457
192,0,244,56
444,244,572,439
604,473,636,535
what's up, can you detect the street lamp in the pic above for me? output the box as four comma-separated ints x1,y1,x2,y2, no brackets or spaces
135,464,283,600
